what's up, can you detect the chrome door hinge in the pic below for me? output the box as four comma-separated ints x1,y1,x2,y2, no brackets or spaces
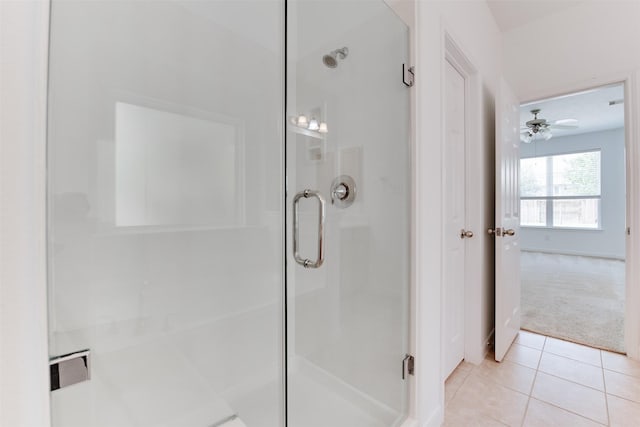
627,226,631,236
403,64,415,87
50,349,90,391
402,354,415,379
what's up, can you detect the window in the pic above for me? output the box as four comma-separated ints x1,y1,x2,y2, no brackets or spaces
520,150,601,228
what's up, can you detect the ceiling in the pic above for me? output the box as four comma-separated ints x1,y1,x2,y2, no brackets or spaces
486,0,585,32
520,84,625,139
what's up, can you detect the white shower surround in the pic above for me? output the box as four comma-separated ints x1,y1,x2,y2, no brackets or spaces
0,1,420,426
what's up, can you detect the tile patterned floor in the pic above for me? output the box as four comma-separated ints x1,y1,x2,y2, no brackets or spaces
444,331,640,426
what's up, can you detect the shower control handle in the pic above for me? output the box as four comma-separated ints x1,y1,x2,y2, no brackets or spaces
293,190,325,269
332,183,348,201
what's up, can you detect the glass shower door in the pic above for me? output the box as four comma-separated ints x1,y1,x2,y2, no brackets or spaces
286,1,411,426
47,2,284,426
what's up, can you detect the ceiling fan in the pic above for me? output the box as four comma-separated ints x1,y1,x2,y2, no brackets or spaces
520,109,579,143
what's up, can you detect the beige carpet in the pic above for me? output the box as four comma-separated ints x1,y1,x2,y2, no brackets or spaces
520,251,625,353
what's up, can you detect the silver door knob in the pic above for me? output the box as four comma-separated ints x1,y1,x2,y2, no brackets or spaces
460,229,474,239
504,228,516,236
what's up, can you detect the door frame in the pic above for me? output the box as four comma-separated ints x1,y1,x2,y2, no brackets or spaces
518,72,640,360
439,31,484,382
0,1,51,426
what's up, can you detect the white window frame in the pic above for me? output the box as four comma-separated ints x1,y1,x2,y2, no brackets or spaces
520,149,602,230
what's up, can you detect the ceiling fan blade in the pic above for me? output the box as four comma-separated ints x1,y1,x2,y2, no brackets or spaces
553,118,579,126
550,124,579,129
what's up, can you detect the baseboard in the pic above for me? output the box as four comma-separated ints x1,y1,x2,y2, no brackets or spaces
399,417,419,427
466,328,494,365
422,405,443,427
463,327,494,366
521,248,625,261
465,342,485,366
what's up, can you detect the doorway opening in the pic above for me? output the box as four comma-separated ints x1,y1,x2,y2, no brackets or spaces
518,83,626,353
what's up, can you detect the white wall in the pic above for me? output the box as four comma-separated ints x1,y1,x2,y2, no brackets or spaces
0,1,51,426
503,1,640,102
416,1,502,425
520,128,626,259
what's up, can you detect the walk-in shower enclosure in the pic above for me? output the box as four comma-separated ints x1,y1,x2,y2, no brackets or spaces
46,1,411,425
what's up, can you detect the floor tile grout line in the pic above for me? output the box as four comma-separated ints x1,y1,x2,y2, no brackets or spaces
520,396,531,427
602,366,640,379
601,350,611,426
445,332,631,427
541,348,603,368
520,336,546,427
535,337,609,426
535,336,610,399
445,362,476,407
513,340,546,352
504,342,543,370
466,357,532,397
542,350,607,370
535,370,606,394
475,371,534,398
526,396,609,427
605,392,640,406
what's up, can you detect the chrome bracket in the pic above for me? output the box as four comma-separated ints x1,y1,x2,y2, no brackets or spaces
50,349,90,391
402,354,415,380
403,64,415,87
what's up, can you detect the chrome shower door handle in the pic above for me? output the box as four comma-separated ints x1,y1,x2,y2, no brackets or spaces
293,189,325,268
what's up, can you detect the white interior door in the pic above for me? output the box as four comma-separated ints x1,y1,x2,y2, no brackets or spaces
494,78,521,362
443,59,467,378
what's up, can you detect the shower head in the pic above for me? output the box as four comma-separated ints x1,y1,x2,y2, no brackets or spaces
322,47,349,68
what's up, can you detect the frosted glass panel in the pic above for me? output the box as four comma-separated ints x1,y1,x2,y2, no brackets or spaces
47,1,284,426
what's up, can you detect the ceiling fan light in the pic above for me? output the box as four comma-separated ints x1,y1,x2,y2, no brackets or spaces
521,133,533,144
543,131,553,141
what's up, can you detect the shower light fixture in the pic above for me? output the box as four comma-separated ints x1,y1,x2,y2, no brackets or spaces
291,114,328,135
308,118,319,131
296,115,308,127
